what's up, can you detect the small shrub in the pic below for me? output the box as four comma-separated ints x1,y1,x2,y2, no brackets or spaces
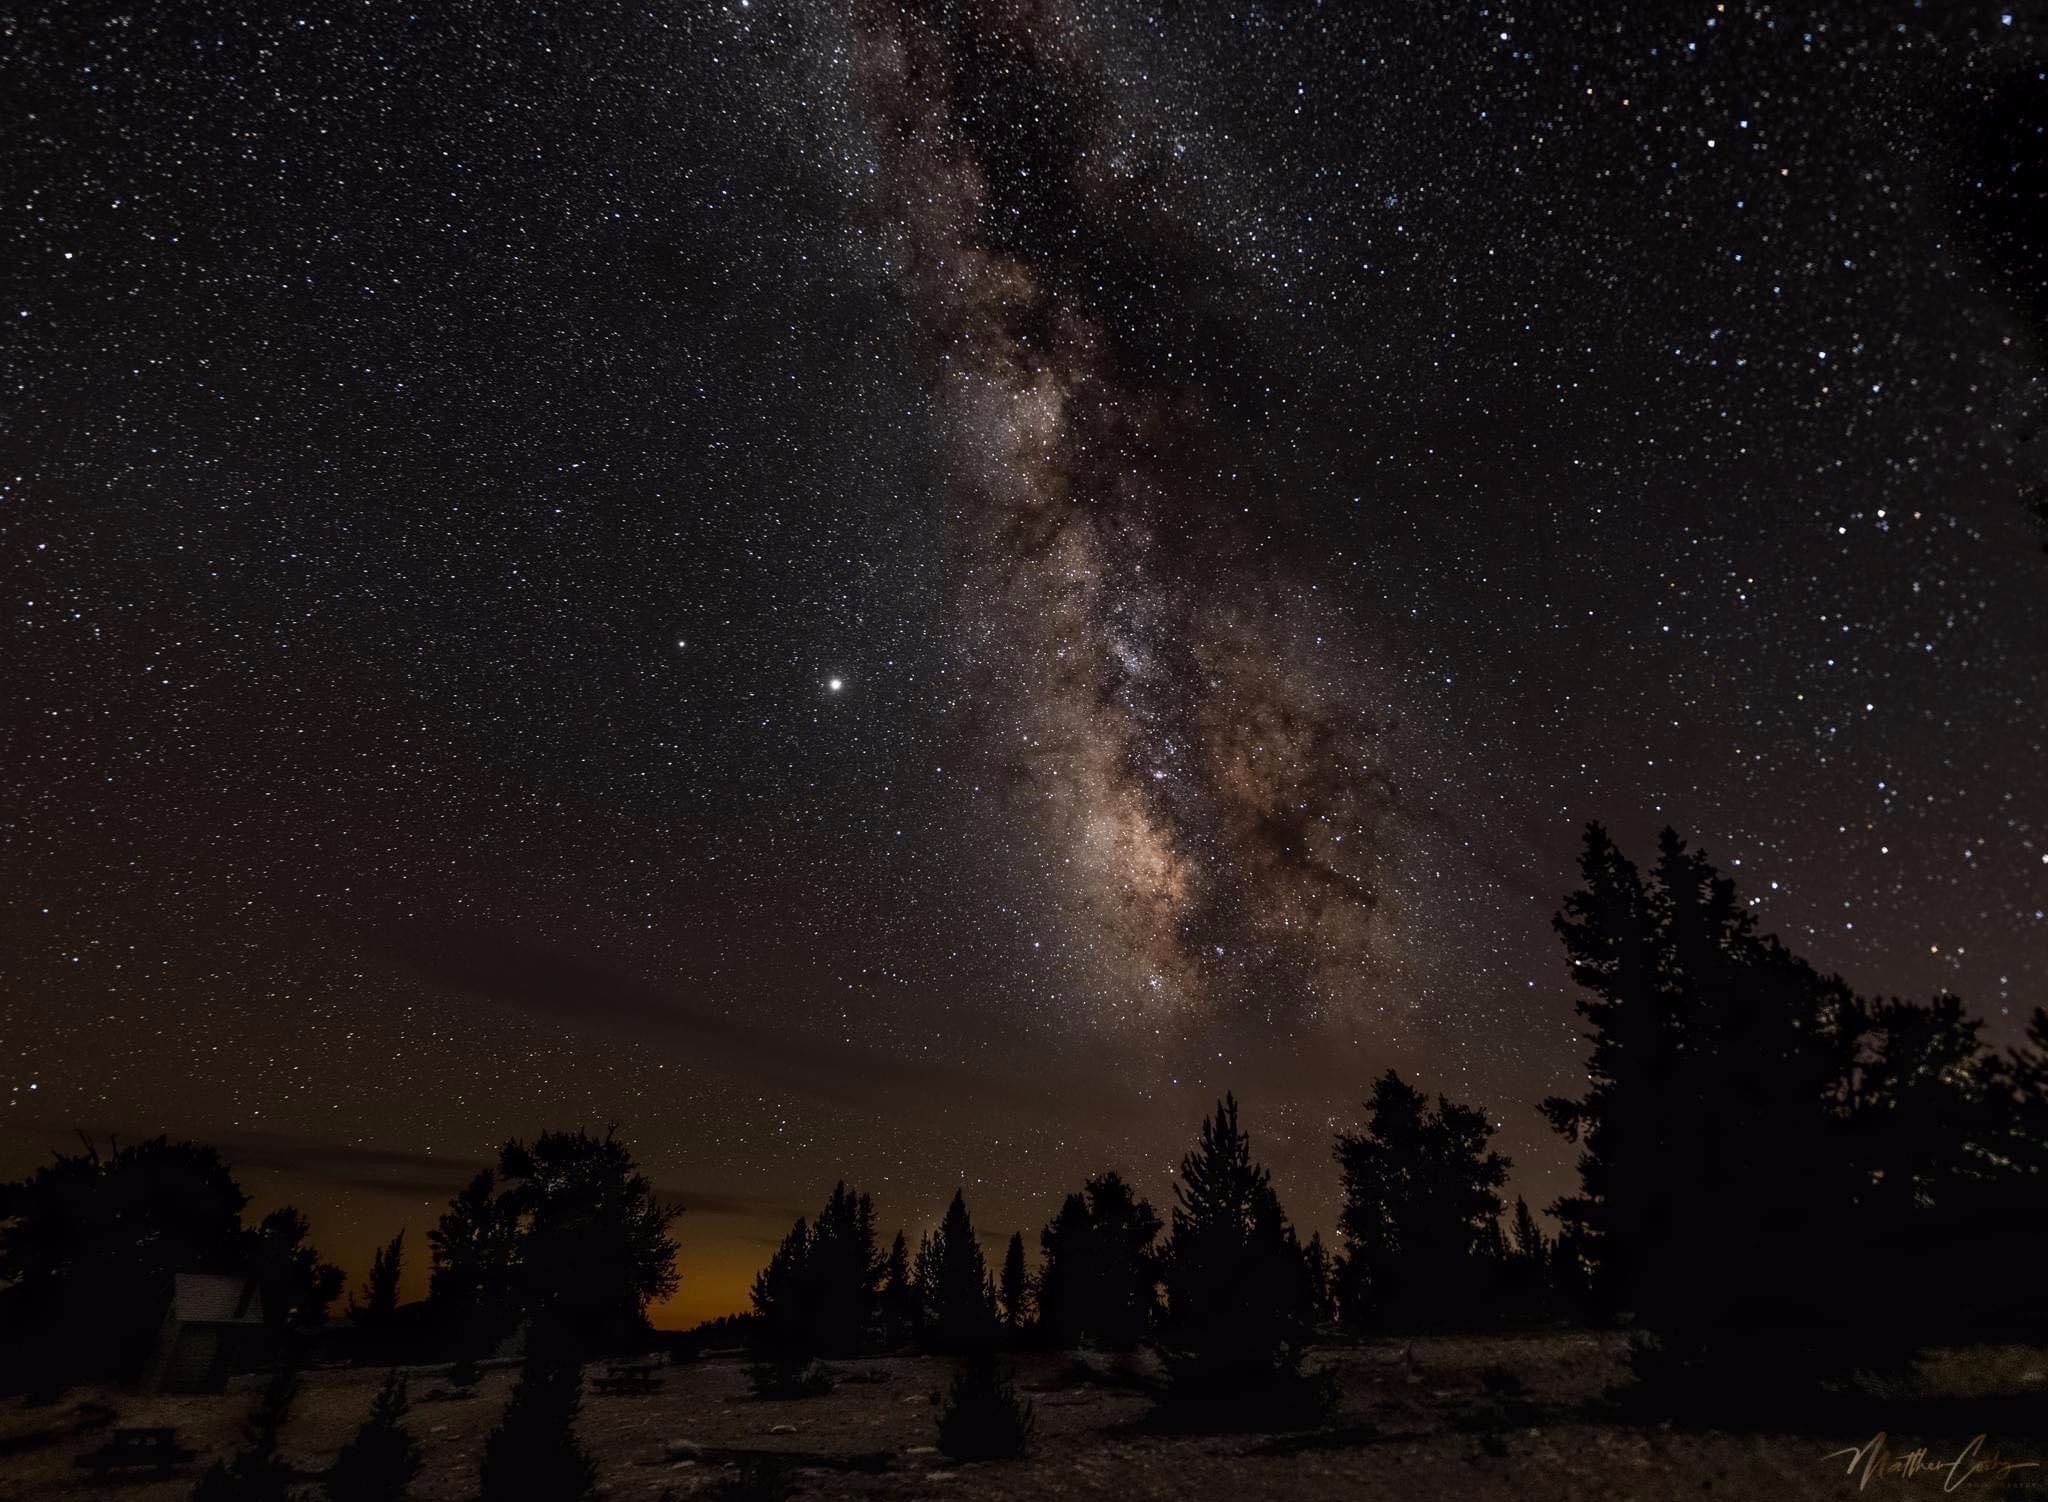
328,1370,423,1501
935,1349,1034,1461
745,1356,833,1399
446,1355,481,1389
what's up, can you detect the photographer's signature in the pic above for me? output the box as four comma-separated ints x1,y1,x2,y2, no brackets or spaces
1825,1433,2041,1492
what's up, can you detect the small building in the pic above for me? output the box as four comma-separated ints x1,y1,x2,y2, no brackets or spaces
144,1273,266,1394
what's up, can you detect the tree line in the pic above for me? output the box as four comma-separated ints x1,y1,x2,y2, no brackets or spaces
3,823,2044,1426
732,825,2048,1418
0,1124,682,1393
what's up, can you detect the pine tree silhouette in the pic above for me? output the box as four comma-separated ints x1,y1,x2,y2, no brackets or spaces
1333,1069,1510,1329
1157,1094,1324,1423
1538,822,2042,1408
478,1318,595,1502
1036,1172,1161,1351
248,1206,344,1342
1497,1195,1553,1310
327,1370,423,1502
880,1231,914,1349
745,1215,831,1397
749,1217,812,1350
1987,1009,2048,1340
1541,824,1672,1322
1508,1197,1548,1270
1840,995,2048,1350
928,1191,996,1352
426,1168,518,1354
998,1232,1029,1335
745,1183,886,1374
911,1231,938,1347
808,1183,882,1356
1299,1232,1335,1327
350,1231,404,1329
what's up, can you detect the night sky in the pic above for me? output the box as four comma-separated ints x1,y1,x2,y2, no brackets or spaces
7,0,2046,1326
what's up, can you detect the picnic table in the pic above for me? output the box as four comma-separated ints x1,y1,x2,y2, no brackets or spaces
74,1427,196,1478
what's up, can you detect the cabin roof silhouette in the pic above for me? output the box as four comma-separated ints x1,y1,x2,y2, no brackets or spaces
145,1273,265,1394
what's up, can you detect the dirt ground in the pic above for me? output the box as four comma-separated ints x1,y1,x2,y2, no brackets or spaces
2,1333,2042,1501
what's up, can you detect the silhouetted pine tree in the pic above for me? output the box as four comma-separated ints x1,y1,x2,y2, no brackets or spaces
1541,825,1672,1322
809,1183,883,1355
1995,1009,2048,1223
998,1233,1029,1335
1334,1070,1510,1329
1647,833,1877,1394
745,1183,885,1380
426,1169,518,1354
478,1319,595,1502
1547,827,1854,1392
2009,1008,2048,1167
1508,1197,1548,1269
749,1217,812,1352
911,1231,939,1347
745,1216,830,1397
350,1231,404,1329
1034,1172,1161,1351
1299,1232,1336,1327
1497,1195,1553,1308
1538,823,2039,1405
1991,1008,2048,1339
927,1191,996,1352
327,1370,422,1502
248,1206,344,1342
880,1231,914,1349
1839,995,2048,1348
1157,1094,1323,1422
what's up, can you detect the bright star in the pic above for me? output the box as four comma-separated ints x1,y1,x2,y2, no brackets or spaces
828,677,843,692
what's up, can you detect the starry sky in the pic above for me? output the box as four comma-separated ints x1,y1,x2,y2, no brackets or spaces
6,0,2046,1326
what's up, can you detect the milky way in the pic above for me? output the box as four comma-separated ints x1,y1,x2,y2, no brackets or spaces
851,0,1421,1027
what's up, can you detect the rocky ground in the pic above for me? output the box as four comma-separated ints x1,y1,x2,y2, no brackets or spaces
2,1333,2042,1500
